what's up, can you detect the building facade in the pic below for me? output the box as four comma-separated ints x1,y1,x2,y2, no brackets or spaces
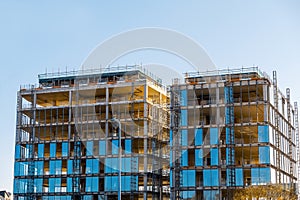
13,66,299,200
169,67,299,199
13,65,170,200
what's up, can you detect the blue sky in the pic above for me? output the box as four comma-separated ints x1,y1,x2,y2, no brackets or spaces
0,0,300,192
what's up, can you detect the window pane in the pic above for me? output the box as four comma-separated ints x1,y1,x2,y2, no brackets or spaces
122,158,131,172
259,146,270,164
112,140,119,155
181,150,188,166
86,159,99,174
204,190,219,200
258,125,269,142
211,148,218,165
35,161,44,175
195,129,203,146
125,139,131,154
195,149,203,166
67,160,72,174
182,170,195,187
50,160,62,175
251,168,270,185
62,142,68,157
50,143,56,157
210,128,218,145
86,177,98,192
67,178,72,192
181,130,188,146
181,90,187,106
203,169,219,186
49,178,61,193
34,179,43,193
86,141,93,156
182,191,196,199
181,110,187,126
235,168,243,186
105,158,118,173
104,176,118,191
15,145,21,159
99,140,106,156
38,144,44,158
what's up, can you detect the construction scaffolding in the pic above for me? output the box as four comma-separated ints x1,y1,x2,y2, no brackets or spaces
169,67,299,199
13,66,299,200
13,65,170,200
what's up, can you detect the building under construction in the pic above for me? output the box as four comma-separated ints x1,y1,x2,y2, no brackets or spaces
169,67,299,199
13,66,299,200
13,65,170,200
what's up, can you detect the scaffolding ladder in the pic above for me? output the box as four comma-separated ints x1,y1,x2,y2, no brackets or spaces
130,154,138,200
225,84,235,198
72,85,82,200
151,104,162,200
170,81,182,200
27,87,35,199
287,88,293,190
273,71,281,184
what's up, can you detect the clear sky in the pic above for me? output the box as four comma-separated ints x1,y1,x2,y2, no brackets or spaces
0,0,300,192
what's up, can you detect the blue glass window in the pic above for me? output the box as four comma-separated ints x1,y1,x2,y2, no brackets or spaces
170,130,173,147
86,141,93,156
14,162,28,176
67,160,72,174
15,145,21,159
35,161,44,175
204,190,219,199
105,176,136,192
203,169,219,186
258,125,269,142
99,140,106,155
121,176,132,191
211,148,218,165
14,179,28,193
225,127,234,144
226,148,235,165
181,110,187,126
104,176,118,191
259,146,270,164
34,179,43,193
49,160,62,175
251,168,270,185
182,191,196,199
62,142,68,157
210,128,218,145
49,178,61,193
50,143,56,157
105,158,118,173
182,170,195,187
235,168,243,186
125,139,132,154
195,149,203,166
67,178,72,192
38,144,44,158
122,158,131,172
181,130,188,146
26,144,33,158
227,168,243,186
181,90,187,106
112,140,119,155
170,171,173,187
86,159,99,174
86,177,98,192
181,150,188,166
195,129,203,146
